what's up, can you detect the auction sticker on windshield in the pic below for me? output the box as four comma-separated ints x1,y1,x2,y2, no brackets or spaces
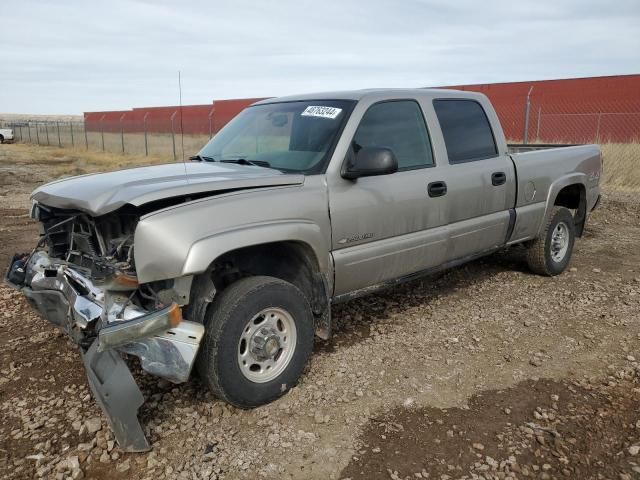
301,106,342,119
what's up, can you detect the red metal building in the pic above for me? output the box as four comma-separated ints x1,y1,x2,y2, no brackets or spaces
439,74,640,142
85,75,640,143
85,98,266,136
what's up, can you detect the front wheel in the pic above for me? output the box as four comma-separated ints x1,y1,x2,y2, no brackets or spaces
525,206,576,276
196,276,314,408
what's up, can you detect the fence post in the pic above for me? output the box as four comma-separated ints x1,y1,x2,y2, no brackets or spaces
143,112,149,156
171,111,178,161
523,86,534,144
100,114,106,151
45,122,50,145
35,122,40,145
120,113,126,154
535,107,541,142
28,123,32,143
56,121,62,147
595,112,602,143
84,121,89,150
70,121,74,147
208,107,215,138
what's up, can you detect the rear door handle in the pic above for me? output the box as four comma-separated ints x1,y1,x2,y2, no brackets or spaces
491,172,506,186
428,181,447,198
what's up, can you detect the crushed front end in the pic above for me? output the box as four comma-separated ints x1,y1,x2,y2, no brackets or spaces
5,202,204,452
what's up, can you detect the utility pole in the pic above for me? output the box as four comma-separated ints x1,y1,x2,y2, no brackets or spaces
143,112,150,156
523,86,534,144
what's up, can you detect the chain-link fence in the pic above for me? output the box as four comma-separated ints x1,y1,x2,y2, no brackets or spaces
511,102,640,192
9,107,639,152
8,119,211,160
489,101,640,145
525,110,640,145
5,101,640,192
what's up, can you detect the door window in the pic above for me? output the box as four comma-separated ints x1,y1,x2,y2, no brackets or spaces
353,100,434,170
433,99,498,163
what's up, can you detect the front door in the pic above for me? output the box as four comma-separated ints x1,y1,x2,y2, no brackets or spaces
329,100,448,296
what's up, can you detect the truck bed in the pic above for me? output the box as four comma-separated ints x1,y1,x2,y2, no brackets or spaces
509,143,601,208
507,143,578,153
505,143,602,244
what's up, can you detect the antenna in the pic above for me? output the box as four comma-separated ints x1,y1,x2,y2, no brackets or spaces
178,71,186,163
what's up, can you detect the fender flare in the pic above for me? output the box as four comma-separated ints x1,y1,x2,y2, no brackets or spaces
181,220,332,279
538,173,588,236
182,221,334,339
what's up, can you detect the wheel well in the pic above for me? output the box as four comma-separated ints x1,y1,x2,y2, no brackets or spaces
187,241,330,332
553,183,587,237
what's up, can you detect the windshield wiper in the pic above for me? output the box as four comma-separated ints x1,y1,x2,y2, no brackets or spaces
189,154,216,162
220,158,271,168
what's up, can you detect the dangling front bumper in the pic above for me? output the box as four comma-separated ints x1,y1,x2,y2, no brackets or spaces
5,251,204,452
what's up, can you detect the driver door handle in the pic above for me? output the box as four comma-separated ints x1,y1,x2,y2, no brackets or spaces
428,181,447,198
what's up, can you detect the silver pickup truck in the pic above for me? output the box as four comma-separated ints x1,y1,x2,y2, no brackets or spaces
6,88,602,450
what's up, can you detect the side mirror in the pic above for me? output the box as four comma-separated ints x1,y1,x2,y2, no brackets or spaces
342,146,399,180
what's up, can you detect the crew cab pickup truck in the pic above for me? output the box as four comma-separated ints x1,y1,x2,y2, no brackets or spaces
6,89,602,451
0,127,14,143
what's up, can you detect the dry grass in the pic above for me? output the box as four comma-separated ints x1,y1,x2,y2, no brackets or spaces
600,142,640,192
3,140,639,193
0,143,171,178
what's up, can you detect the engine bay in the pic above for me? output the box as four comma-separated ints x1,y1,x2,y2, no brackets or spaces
34,203,139,281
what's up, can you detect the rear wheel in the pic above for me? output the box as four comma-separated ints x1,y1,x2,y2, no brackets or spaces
197,276,314,408
525,206,575,276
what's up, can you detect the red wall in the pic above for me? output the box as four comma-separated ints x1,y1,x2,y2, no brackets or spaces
440,74,640,142
84,98,266,135
85,75,640,143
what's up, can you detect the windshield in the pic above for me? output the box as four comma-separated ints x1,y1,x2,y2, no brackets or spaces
198,100,354,173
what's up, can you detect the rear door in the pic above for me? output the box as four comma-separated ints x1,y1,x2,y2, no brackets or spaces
431,98,516,261
329,99,448,296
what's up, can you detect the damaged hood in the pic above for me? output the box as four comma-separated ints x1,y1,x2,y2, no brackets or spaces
31,162,305,216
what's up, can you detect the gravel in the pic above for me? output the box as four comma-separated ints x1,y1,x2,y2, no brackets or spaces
1,145,639,479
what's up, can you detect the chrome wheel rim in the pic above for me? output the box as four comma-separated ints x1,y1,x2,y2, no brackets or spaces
237,307,297,383
550,222,570,262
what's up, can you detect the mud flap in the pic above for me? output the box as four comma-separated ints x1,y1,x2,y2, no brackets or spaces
81,341,150,452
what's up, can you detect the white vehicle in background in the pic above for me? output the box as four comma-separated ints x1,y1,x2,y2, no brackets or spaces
0,127,14,144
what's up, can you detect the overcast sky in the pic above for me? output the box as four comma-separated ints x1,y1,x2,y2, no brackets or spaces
1,0,639,114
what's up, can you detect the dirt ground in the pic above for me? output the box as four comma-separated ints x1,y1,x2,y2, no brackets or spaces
0,143,639,480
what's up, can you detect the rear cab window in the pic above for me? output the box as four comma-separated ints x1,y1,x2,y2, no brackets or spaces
433,99,498,164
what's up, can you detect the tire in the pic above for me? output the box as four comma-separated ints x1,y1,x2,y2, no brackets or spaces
0,135,4,144
525,206,575,276
196,275,314,408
